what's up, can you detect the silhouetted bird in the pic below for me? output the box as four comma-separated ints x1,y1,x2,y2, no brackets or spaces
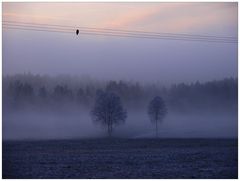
76,29,79,35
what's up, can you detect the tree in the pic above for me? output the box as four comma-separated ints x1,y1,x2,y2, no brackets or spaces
91,90,127,137
38,87,47,99
148,96,167,138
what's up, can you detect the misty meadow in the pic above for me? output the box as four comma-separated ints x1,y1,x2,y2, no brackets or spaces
3,74,237,139
3,74,238,178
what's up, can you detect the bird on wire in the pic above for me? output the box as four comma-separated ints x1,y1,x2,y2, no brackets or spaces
2,21,238,43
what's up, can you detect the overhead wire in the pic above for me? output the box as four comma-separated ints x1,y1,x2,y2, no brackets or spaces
3,20,237,40
3,22,237,42
3,26,73,35
3,23,237,42
2,21,238,43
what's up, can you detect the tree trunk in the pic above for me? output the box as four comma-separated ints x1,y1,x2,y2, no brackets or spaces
110,122,113,137
107,122,113,138
108,124,111,137
156,120,158,138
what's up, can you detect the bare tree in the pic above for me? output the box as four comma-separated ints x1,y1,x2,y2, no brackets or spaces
91,90,127,137
148,96,167,138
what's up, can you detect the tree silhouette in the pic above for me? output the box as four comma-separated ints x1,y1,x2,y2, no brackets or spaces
148,96,167,138
38,87,47,99
91,90,127,137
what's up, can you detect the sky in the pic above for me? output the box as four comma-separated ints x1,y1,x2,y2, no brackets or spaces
2,3,238,84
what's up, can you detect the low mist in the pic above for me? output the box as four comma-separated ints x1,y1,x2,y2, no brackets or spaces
3,108,237,140
3,74,237,140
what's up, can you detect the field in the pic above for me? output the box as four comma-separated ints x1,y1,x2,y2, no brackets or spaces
3,138,237,179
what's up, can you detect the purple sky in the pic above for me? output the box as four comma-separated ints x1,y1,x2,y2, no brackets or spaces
3,3,238,84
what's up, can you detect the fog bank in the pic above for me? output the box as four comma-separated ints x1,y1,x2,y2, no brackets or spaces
3,108,237,140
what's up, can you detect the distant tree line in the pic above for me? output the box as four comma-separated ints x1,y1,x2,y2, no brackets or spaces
3,73,237,112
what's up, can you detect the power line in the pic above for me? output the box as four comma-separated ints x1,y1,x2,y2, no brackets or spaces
3,23,75,33
3,26,73,35
3,22,237,43
3,20,237,40
3,26,237,43
3,21,237,42
3,23,237,42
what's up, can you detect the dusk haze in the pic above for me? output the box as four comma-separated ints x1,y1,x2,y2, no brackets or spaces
2,2,238,179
